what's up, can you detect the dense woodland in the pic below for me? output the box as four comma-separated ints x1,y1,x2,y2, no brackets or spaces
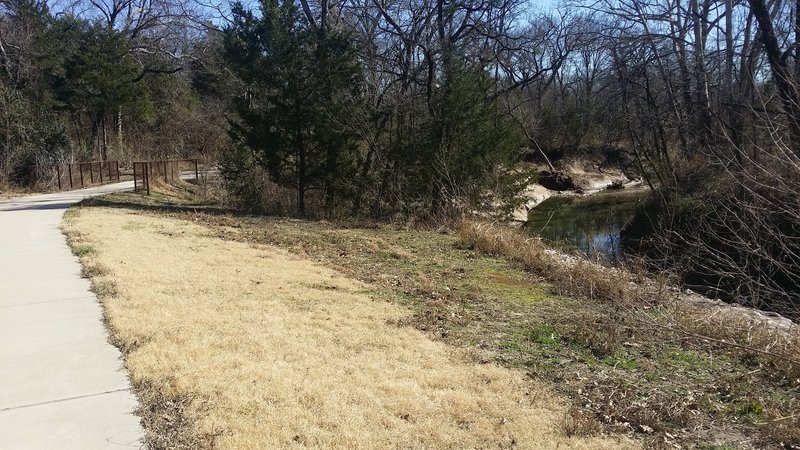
1,0,799,315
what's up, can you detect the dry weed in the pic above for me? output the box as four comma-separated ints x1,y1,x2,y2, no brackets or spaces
668,302,800,379
458,219,800,447
459,220,800,373
135,378,221,450
458,220,631,304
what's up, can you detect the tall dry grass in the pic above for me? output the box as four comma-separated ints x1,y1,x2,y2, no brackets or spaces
458,221,632,304
0,183,36,199
458,220,800,379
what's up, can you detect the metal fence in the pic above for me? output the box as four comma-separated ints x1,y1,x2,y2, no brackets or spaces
133,159,199,195
35,160,121,190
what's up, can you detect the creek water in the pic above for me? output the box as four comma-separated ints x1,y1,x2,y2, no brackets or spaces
524,189,648,259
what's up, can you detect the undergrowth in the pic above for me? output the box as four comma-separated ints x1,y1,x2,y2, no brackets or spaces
459,221,800,448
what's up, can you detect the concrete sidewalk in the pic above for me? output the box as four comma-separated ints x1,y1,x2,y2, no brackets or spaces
0,182,143,449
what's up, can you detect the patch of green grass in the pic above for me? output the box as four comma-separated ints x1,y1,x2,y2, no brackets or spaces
735,400,764,420
662,349,713,371
769,391,791,403
600,352,640,370
497,323,563,365
375,250,403,260
474,267,551,305
73,244,95,257
498,338,526,355
528,324,561,347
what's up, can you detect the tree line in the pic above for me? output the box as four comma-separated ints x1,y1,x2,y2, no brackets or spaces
2,0,799,312
0,0,225,186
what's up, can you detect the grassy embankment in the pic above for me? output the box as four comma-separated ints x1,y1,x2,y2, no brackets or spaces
64,184,799,449
62,186,634,449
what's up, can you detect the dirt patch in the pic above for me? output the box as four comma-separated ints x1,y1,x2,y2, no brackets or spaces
63,207,636,449
537,170,580,191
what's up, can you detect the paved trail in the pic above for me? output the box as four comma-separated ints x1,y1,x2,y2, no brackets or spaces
0,182,143,449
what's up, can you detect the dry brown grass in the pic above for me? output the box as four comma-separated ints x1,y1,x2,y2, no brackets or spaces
0,185,36,199
667,301,800,378
63,207,637,449
458,221,632,304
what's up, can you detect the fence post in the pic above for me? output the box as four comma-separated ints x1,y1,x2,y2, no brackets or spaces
145,162,151,195
89,163,94,184
56,165,62,190
133,163,138,192
79,163,84,187
116,160,120,181
99,161,104,183
68,164,73,189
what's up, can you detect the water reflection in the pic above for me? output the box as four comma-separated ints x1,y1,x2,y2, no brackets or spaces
524,191,646,260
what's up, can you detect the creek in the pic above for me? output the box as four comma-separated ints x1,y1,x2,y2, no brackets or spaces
524,189,648,259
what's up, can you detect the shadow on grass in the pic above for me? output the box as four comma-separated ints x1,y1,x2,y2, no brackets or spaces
76,193,384,229
76,196,236,217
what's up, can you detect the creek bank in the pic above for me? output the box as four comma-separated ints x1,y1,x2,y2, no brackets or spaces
511,145,644,222
541,246,798,332
512,163,644,223
620,186,800,323
509,169,799,330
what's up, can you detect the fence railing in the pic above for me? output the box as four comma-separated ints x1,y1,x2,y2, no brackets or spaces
35,160,121,190
133,159,199,195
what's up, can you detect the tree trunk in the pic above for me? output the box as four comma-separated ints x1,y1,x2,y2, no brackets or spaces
691,0,713,153
101,113,108,161
749,0,800,156
297,132,306,216
90,116,99,160
117,107,123,155
324,144,335,210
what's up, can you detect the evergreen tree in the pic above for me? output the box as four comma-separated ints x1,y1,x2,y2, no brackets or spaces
223,0,361,215
427,56,524,212
41,17,152,159
382,54,525,216
0,2,70,184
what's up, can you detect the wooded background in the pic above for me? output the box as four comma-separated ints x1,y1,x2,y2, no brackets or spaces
2,0,799,313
